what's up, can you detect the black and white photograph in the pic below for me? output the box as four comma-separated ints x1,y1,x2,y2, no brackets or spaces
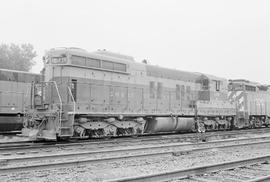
1,0,270,181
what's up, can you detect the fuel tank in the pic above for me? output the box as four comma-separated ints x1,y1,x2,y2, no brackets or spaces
174,118,195,131
144,117,195,133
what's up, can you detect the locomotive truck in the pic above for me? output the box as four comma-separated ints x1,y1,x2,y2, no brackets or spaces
21,47,269,140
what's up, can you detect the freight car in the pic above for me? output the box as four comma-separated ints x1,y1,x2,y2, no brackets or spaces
0,68,41,132
22,47,236,140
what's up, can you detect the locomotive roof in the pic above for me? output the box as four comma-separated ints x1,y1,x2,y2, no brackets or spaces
94,49,135,61
200,73,227,82
145,65,227,82
229,79,270,89
46,47,228,82
229,79,260,86
146,65,201,82
46,47,134,64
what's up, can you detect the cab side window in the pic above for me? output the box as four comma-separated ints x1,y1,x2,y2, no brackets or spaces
213,80,221,91
150,81,155,99
71,79,77,101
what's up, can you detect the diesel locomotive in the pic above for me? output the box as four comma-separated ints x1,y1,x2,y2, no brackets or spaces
21,47,270,140
0,68,41,132
228,79,270,128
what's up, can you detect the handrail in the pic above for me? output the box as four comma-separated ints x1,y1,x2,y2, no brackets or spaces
26,81,63,133
67,86,76,113
51,81,62,107
29,81,63,113
51,81,62,128
36,81,63,128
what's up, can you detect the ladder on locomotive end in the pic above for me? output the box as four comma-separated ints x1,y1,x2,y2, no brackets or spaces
57,86,76,138
34,81,75,138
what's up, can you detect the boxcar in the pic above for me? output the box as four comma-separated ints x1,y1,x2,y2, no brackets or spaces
0,68,41,132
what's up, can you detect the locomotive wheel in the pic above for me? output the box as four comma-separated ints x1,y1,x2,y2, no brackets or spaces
191,123,196,133
225,123,230,130
197,123,206,133
218,124,224,130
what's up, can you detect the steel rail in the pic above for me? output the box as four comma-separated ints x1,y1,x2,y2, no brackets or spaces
246,175,270,182
0,131,21,135
0,133,270,154
4,137,270,163
1,137,270,174
1,127,270,151
106,155,270,182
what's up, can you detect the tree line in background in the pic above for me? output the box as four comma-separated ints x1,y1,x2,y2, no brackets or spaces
0,43,36,71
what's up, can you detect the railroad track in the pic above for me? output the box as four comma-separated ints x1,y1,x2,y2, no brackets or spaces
1,135,270,174
0,131,21,135
108,155,270,182
1,127,270,152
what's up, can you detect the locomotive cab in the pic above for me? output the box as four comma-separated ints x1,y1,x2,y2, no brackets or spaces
195,74,236,131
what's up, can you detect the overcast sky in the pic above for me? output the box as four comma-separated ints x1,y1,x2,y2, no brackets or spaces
1,0,270,84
